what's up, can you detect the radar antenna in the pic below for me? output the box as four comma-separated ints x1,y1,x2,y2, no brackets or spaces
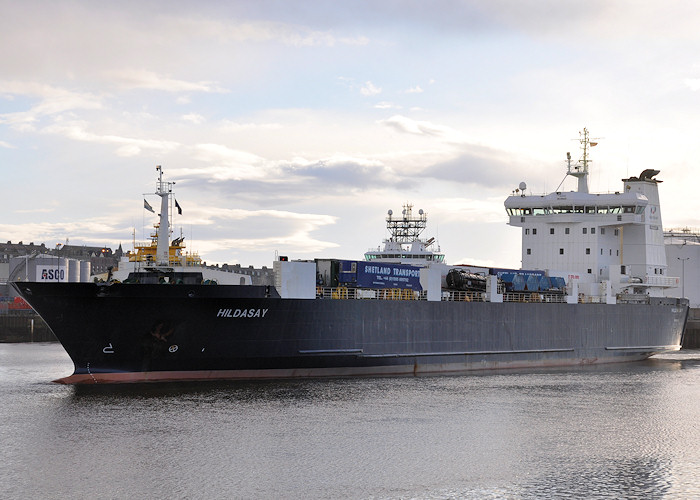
566,127,600,193
386,203,427,243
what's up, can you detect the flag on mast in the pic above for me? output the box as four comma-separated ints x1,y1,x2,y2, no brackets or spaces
175,199,182,215
144,199,155,213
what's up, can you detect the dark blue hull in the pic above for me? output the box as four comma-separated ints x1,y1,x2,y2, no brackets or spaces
13,282,688,383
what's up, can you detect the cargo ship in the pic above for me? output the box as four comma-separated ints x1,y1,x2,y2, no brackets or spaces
13,130,688,383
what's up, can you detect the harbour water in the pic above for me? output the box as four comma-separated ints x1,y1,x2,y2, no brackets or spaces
1,343,698,499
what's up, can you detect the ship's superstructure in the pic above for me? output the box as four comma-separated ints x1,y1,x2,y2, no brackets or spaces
125,165,201,269
109,166,251,285
364,204,445,265
504,128,678,297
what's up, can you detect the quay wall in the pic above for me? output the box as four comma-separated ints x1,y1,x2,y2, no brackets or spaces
683,308,700,349
0,312,56,342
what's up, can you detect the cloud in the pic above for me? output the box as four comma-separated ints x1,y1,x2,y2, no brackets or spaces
0,217,129,245
187,144,272,180
105,69,227,93
182,113,205,124
0,140,16,149
0,81,103,127
217,120,283,131
43,121,180,156
173,152,408,201
168,17,369,47
683,78,700,91
404,85,424,93
379,115,464,141
360,81,382,96
374,101,401,109
282,156,394,189
164,205,340,257
423,145,526,190
13,208,55,214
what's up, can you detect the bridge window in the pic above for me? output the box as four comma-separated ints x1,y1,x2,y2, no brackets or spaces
552,206,573,214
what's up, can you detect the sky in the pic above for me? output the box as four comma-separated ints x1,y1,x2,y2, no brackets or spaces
2,0,700,270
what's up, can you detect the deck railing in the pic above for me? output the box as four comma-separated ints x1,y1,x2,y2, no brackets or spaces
316,287,426,300
315,287,570,303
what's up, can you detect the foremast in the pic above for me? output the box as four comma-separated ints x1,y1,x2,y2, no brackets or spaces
155,165,173,267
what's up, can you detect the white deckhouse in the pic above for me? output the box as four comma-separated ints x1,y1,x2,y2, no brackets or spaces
504,129,678,298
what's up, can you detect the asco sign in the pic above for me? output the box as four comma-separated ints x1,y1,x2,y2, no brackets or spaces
39,265,67,282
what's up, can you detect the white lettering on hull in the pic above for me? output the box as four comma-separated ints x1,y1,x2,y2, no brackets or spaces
216,308,269,318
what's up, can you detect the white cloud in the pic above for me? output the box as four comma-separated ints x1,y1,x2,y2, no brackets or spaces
105,69,227,93
43,121,180,156
217,120,283,131
182,144,275,181
182,113,205,124
0,140,15,148
405,85,424,93
683,78,700,91
360,81,382,96
374,101,401,109
0,81,103,127
171,18,369,47
379,115,464,142
0,217,127,244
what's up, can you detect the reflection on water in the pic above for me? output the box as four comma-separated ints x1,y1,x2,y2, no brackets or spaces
1,343,698,499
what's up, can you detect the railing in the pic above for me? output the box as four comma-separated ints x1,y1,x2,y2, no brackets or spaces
314,287,570,303
441,291,486,302
578,294,605,304
316,287,425,300
503,292,568,303
643,276,680,287
616,294,651,304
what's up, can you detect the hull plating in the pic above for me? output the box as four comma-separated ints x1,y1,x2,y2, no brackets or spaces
14,283,687,384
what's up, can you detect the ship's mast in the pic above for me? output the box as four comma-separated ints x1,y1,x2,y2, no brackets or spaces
566,127,598,194
386,203,427,243
155,165,174,266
